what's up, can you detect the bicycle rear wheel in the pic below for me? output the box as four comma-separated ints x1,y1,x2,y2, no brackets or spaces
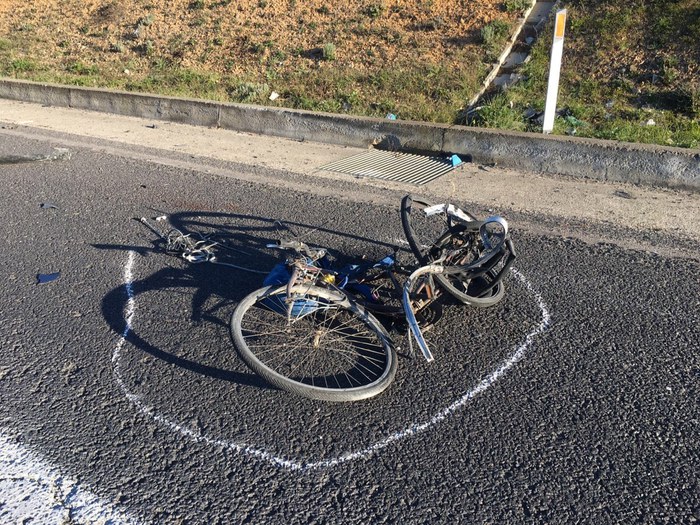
230,285,397,402
400,195,505,307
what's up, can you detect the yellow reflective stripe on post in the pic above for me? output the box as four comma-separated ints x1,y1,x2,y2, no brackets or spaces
555,10,567,39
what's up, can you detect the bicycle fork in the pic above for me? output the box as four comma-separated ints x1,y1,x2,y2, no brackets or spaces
402,264,445,362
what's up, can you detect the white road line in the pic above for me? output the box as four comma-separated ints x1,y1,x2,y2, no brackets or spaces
0,433,139,525
114,252,551,471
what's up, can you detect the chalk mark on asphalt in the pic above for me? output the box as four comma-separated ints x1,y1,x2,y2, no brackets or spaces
0,433,138,524
113,251,551,471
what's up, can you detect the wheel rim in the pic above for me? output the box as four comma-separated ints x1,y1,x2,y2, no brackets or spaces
239,289,392,391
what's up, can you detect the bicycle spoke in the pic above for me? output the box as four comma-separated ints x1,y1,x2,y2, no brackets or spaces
233,286,395,398
330,341,386,373
327,341,386,367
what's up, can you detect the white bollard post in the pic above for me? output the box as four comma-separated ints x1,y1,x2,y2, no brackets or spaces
543,9,567,134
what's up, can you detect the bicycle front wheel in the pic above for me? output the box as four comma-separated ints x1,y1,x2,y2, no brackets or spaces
230,285,397,402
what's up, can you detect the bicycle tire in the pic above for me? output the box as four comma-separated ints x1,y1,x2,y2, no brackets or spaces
400,195,505,307
230,284,397,402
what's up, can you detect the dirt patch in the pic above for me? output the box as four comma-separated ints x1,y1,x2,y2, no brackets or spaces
0,0,509,73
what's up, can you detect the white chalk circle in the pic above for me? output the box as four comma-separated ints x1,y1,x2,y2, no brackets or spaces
0,433,138,524
113,251,551,471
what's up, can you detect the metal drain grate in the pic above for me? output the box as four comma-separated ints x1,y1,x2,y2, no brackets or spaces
319,149,460,185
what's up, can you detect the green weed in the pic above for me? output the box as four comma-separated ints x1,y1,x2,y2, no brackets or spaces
321,43,336,61
133,40,155,56
138,14,155,27
504,0,530,14
66,61,99,75
362,3,385,19
11,58,36,72
167,34,192,58
481,20,511,58
230,81,270,103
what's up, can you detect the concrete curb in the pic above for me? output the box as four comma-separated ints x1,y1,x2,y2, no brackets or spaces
1,78,698,191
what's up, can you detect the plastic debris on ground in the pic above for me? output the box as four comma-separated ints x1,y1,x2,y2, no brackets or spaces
523,108,543,122
564,115,585,127
37,272,60,284
40,203,58,209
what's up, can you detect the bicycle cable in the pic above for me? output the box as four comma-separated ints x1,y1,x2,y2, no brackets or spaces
137,217,268,274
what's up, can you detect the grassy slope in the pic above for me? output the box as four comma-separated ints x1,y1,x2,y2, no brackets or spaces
474,0,700,148
0,0,517,123
0,0,697,147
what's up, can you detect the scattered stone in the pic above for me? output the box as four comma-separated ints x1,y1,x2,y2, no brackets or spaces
613,190,635,200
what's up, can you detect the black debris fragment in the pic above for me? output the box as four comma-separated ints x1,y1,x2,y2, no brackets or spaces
613,190,635,200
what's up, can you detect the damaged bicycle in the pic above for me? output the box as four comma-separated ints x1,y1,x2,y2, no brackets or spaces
228,195,515,402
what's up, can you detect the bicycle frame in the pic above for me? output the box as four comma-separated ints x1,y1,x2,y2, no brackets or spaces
265,241,444,361
254,195,515,364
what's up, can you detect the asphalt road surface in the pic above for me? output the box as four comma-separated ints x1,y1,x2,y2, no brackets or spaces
1,125,698,524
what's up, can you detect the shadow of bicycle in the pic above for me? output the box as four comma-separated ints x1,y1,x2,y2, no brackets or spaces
98,210,410,391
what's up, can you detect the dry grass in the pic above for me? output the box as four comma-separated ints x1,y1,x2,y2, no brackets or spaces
0,0,519,121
